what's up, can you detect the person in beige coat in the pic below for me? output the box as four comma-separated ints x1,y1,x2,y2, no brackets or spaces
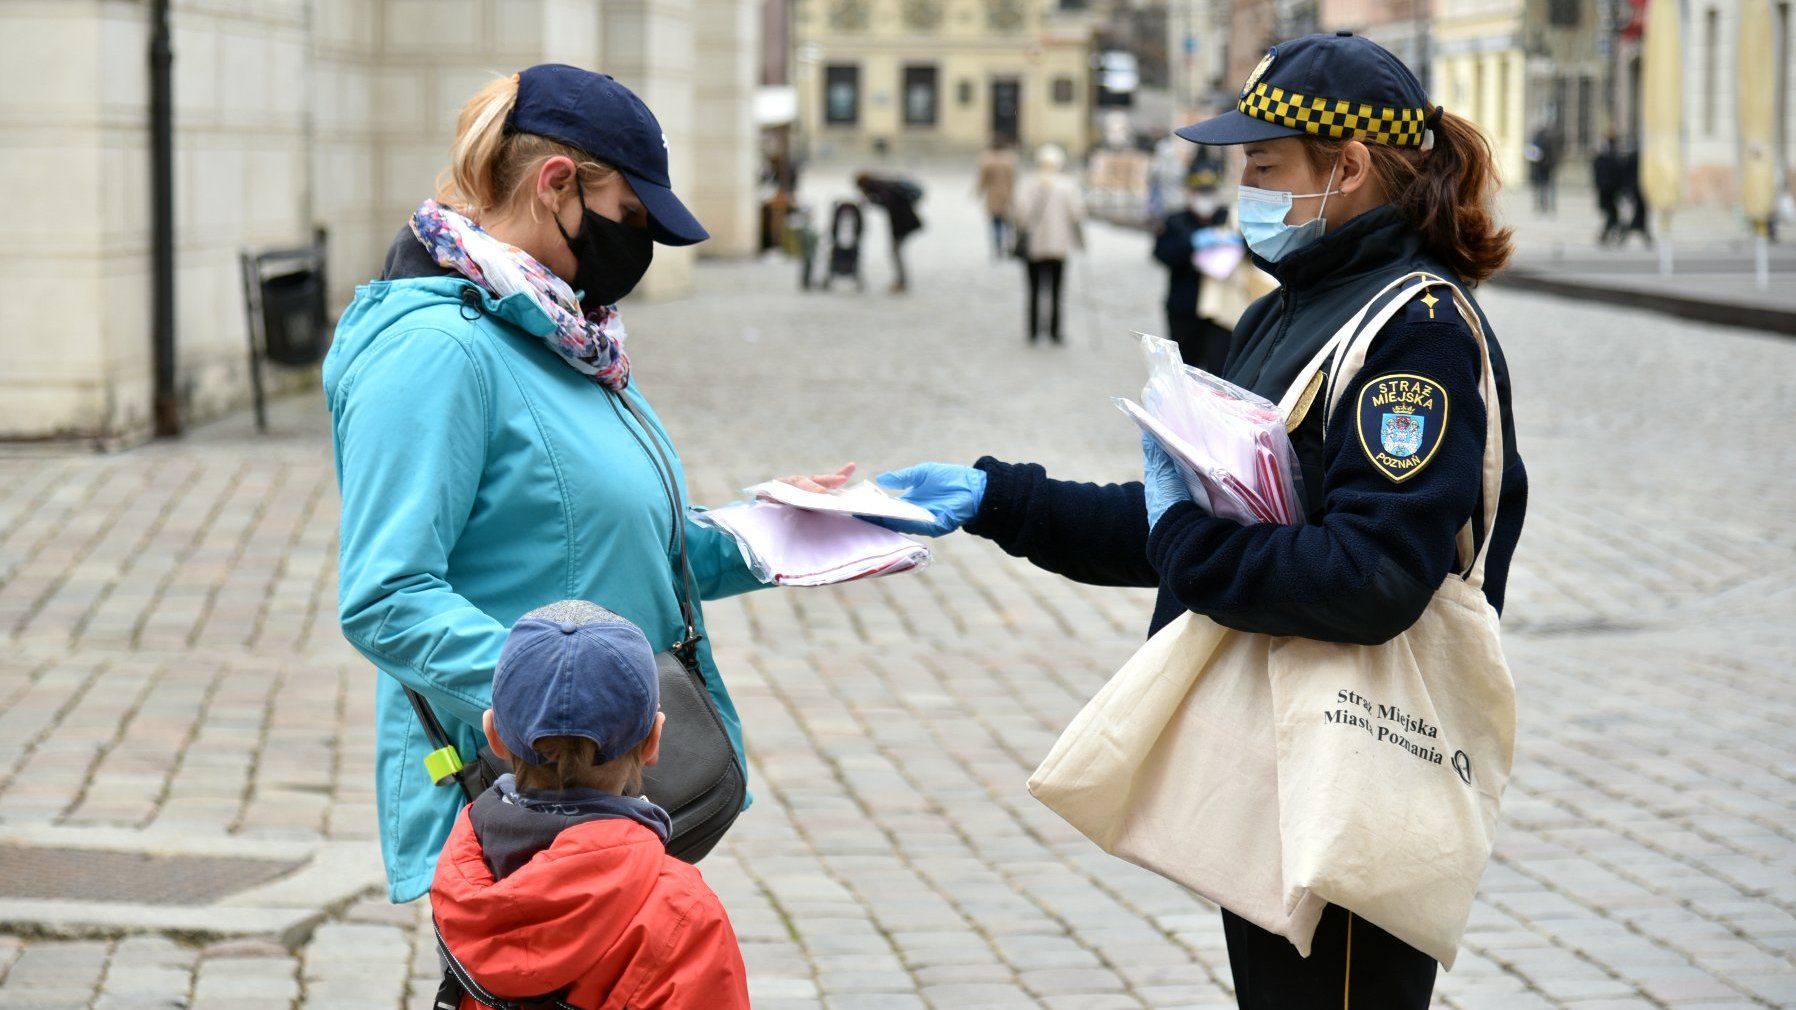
1013,144,1085,344
975,138,1019,259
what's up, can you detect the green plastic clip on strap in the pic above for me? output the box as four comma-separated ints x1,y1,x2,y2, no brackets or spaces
424,745,464,787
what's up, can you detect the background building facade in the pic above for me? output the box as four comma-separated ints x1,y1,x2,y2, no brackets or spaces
792,0,1100,159
1,0,761,443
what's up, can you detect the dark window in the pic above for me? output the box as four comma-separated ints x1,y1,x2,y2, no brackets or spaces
1052,76,1076,104
1059,0,1089,9
904,64,939,125
1548,0,1580,26
958,79,974,105
825,64,859,125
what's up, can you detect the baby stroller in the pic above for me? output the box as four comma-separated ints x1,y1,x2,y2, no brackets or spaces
821,200,864,291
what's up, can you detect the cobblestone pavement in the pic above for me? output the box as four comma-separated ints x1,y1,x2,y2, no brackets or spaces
1,163,1793,1009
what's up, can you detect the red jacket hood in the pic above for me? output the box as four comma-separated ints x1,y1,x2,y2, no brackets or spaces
431,807,748,1009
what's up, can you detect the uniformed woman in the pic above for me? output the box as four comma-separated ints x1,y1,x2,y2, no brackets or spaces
868,32,1528,1008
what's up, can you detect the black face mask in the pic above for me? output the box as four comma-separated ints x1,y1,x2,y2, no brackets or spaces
555,178,654,308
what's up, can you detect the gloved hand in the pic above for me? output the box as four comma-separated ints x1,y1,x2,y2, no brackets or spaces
872,463,987,537
1142,434,1192,530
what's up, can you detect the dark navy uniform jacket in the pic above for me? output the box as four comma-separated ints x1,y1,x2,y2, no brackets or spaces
965,204,1528,645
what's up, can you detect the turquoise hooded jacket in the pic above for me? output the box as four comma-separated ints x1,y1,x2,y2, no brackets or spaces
324,243,764,903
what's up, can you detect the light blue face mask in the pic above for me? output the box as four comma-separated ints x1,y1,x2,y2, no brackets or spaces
1237,158,1341,262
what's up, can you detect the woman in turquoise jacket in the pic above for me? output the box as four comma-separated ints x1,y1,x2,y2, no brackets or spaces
324,66,836,902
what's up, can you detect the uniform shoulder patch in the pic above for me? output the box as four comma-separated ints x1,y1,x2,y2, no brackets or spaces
1356,373,1448,482
1402,285,1461,325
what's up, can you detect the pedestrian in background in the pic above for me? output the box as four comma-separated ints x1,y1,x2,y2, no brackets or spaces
975,136,1018,260
1013,143,1086,345
325,65,845,904
1152,167,1232,372
1525,123,1560,215
431,602,750,1010
1621,142,1653,248
1593,133,1625,245
855,173,925,293
875,32,1527,1008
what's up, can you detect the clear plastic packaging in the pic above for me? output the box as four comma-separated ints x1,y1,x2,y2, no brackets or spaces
693,500,931,586
1119,332,1304,525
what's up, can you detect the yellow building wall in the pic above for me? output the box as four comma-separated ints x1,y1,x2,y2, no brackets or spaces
1433,0,1529,190
794,1,1094,159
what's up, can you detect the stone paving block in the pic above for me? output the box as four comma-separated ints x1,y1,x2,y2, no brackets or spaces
1113,962,1214,990
816,968,920,993
1445,994,1560,1010
1039,996,1145,1010
92,996,188,1010
0,941,110,990
750,976,822,1000
822,994,928,1010
0,991,93,1010
1724,968,1796,1005
1527,976,1642,1002
191,956,299,1002
1017,966,1126,996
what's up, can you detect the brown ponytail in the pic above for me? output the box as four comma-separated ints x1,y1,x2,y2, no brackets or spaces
436,74,620,218
512,735,648,795
1303,109,1514,284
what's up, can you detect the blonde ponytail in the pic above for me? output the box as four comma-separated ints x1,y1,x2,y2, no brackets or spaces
513,735,649,795
436,73,621,217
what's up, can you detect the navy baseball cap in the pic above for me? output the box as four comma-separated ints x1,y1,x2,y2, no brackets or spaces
1178,32,1432,149
492,600,660,765
508,64,709,246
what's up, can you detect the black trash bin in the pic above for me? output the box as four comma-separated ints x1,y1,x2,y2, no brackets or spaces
258,269,327,366
240,230,330,432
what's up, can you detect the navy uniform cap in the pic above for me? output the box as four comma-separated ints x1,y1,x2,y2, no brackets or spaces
1178,32,1433,149
508,64,709,246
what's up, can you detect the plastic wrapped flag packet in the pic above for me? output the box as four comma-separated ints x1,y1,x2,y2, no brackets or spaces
693,497,931,587
1117,332,1305,526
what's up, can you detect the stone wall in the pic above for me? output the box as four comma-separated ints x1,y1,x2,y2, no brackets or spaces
0,0,760,441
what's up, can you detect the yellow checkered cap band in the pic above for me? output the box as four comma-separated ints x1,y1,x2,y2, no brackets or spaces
1238,82,1427,148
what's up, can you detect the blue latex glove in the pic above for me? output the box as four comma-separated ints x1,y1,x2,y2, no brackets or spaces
1142,434,1192,530
872,463,987,536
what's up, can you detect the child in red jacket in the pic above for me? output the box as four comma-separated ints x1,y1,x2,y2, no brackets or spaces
430,600,750,1010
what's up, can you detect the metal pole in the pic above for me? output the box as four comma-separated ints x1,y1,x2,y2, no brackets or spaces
150,0,179,436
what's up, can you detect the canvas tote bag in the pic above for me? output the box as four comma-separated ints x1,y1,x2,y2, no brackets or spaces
1026,606,1329,952
1028,272,1512,966
1269,275,1514,968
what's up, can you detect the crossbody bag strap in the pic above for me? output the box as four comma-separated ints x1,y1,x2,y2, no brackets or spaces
435,919,577,1010
608,388,703,670
1324,273,1506,589
400,386,703,808
402,685,493,804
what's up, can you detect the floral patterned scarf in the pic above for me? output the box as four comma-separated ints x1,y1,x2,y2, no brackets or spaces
410,199,630,390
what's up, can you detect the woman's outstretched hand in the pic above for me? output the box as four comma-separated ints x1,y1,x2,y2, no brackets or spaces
779,463,856,493
871,463,987,537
